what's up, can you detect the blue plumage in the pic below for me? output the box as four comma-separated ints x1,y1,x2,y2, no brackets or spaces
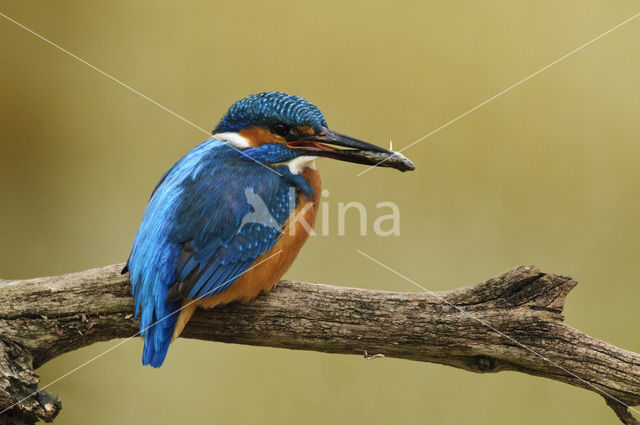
214,92,327,133
127,137,313,367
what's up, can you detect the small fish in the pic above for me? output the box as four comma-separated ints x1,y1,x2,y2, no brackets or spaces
358,149,416,172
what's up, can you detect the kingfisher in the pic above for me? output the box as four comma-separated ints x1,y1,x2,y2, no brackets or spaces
123,92,415,367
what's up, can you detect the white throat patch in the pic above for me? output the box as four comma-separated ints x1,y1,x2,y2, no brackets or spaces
213,132,251,148
287,156,318,174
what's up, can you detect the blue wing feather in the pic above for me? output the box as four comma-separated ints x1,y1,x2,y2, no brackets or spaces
127,139,304,367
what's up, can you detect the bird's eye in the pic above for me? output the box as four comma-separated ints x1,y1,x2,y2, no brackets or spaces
272,122,290,137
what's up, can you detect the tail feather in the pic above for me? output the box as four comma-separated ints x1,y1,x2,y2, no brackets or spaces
141,299,180,368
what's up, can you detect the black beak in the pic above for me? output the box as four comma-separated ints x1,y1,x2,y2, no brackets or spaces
289,127,415,172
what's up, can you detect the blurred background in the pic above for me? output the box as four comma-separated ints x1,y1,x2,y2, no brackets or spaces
1,1,639,424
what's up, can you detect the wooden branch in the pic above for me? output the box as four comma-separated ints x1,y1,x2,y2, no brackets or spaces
1,265,639,424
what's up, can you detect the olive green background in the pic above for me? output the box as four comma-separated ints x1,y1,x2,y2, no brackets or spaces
1,1,639,424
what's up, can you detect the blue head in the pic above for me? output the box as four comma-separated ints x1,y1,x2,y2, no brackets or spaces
214,92,327,134
210,92,415,172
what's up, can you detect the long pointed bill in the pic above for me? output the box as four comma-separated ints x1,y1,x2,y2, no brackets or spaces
289,127,415,172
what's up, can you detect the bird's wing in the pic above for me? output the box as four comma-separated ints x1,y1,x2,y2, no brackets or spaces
127,140,297,366
162,145,293,302
167,214,286,301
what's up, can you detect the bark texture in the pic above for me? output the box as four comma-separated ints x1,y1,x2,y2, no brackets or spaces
0,265,638,424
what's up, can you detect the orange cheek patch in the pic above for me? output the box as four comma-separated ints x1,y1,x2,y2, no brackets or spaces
239,126,285,147
294,125,315,136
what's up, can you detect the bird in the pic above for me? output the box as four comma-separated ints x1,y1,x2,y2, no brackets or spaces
123,92,415,367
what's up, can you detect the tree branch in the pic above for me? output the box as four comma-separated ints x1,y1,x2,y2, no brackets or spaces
0,265,638,424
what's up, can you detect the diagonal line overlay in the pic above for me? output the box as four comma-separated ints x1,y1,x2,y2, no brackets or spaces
357,11,640,176
0,251,282,416
0,11,282,177
356,249,640,415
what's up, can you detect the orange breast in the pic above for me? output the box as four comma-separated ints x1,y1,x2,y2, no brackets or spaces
172,166,321,339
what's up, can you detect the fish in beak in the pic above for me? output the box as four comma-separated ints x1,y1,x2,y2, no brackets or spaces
289,127,415,172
